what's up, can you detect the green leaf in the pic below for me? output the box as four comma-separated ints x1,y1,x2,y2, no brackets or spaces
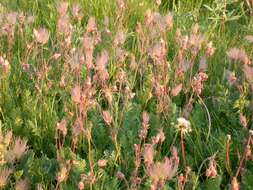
201,176,222,190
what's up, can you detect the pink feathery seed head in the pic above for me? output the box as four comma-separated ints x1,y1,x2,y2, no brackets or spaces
0,56,10,72
53,53,61,60
144,9,154,26
102,110,112,126
239,113,247,128
114,30,126,46
206,41,216,57
72,3,83,21
15,179,29,190
227,48,250,64
78,181,85,190
155,0,162,6
97,159,108,167
57,15,72,35
33,28,50,44
0,168,13,188
150,39,166,63
96,50,109,70
86,17,97,33
117,0,126,10
231,177,240,190
171,83,183,97
143,144,154,166
181,35,189,50
205,158,218,178
198,71,208,82
22,63,30,71
226,70,237,85
6,137,28,162
147,155,179,182
57,2,69,16
57,118,67,136
6,12,18,25
142,111,150,126
71,85,81,103
164,13,173,30
18,12,25,24
116,171,125,180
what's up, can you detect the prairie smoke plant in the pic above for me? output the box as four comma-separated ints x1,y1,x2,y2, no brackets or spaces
0,168,13,188
33,28,49,44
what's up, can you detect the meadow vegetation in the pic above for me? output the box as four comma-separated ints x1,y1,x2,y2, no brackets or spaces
0,0,253,189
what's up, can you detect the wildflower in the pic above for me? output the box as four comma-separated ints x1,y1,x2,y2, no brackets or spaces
114,30,126,46
155,0,161,6
72,3,83,21
53,53,61,60
95,51,110,84
60,75,66,87
205,41,216,57
152,128,165,144
96,51,109,70
143,144,154,166
0,168,13,188
171,83,182,97
116,171,125,180
56,118,67,136
57,15,72,35
117,0,126,10
57,2,68,16
139,111,150,139
33,28,49,44
71,85,81,103
231,177,239,190
239,113,247,128
6,137,28,162
22,63,30,72
78,181,84,190
227,48,250,65
175,117,192,135
15,179,29,190
57,166,68,183
150,39,166,64
226,70,237,85
0,56,10,73
97,159,108,167
86,17,97,33
102,111,112,126
163,13,173,30
191,71,208,95
205,158,218,178
147,153,179,183
6,12,18,25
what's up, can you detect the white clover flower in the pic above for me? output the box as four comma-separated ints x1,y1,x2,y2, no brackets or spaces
175,117,192,135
